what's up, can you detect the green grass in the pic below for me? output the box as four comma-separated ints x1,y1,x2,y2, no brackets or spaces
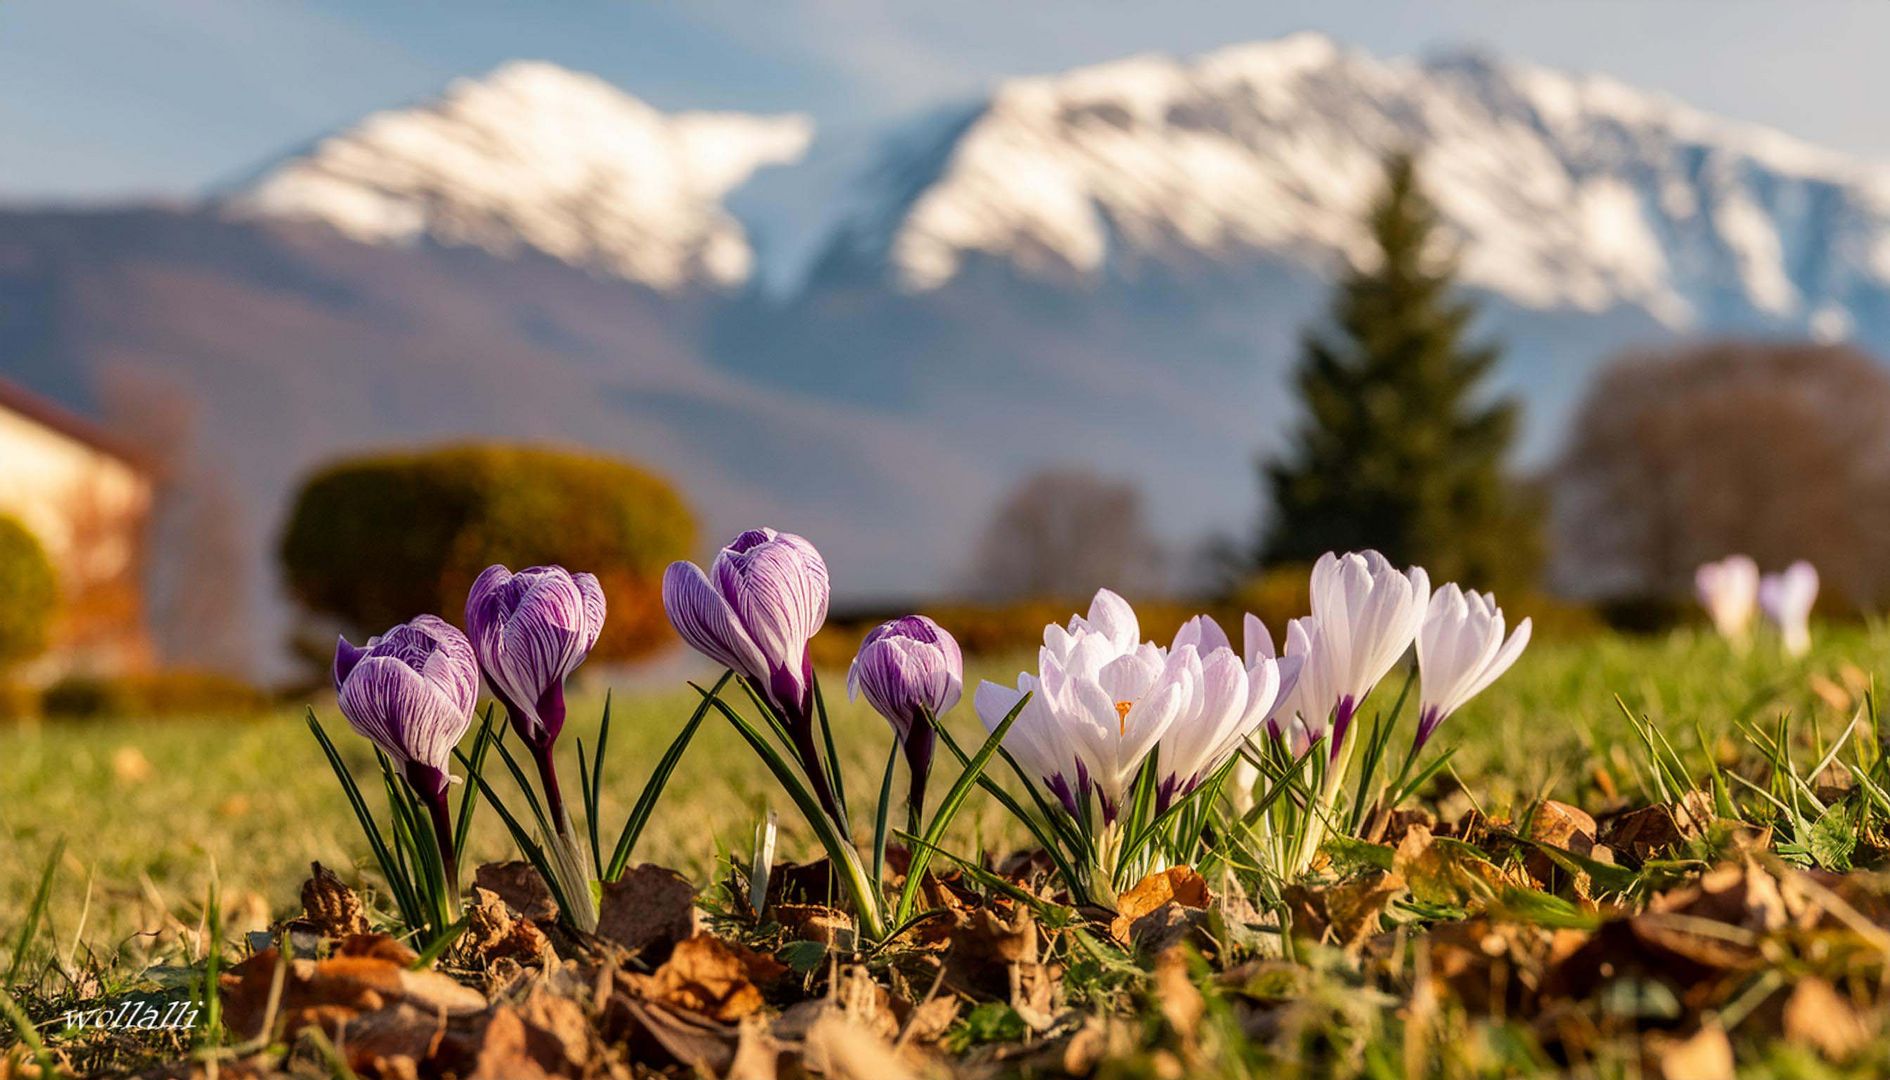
1,623,1883,976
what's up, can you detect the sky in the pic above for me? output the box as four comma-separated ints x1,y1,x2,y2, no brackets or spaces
2,0,1885,202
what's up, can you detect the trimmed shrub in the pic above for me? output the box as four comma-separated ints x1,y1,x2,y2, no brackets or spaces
280,443,695,661
0,514,57,668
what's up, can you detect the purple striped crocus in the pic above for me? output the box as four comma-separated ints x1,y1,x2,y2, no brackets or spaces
334,615,479,888
847,615,962,825
663,528,837,820
465,564,606,835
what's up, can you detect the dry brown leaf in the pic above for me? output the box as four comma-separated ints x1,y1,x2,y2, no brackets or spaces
1395,826,1511,907
297,862,371,940
605,995,741,1074
462,887,553,966
801,1010,919,1080
596,863,700,962
1285,870,1405,953
623,934,786,1023
943,900,1040,999
473,861,559,923
221,934,489,1072
1530,801,1598,854
773,902,858,950
1782,977,1872,1061
1153,947,1204,1045
1654,1023,1734,1080
465,1006,555,1080
1110,867,1210,944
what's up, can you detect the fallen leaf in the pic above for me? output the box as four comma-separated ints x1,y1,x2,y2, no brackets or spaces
596,863,700,962
1782,977,1872,1061
1654,1023,1734,1080
1395,826,1511,907
221,934,488,1070
1152,948,1204,1045
622,934,786,1023
298,863,371,941
462,887,553,966
474,862,559,923
1110,867,1210,944
1284,870,1405,953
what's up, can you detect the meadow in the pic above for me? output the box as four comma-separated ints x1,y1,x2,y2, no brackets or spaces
1,624,1875,979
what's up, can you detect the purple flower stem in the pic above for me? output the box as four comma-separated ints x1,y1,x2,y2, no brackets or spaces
531,741,575,842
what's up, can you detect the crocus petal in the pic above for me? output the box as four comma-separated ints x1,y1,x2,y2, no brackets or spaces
663,559,770,678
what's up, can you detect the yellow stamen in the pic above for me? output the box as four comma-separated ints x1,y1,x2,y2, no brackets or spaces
1114,700,1133,736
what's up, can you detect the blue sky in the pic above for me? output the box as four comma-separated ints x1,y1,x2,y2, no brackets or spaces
4,0,1884,201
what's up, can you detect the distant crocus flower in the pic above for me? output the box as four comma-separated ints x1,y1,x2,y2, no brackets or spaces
1414,584,1531,750
848,615,962,825
1759,561,1819,658
1695,555,1759,646
1303,551,1431,757
334,615,479,887
664,528,837,819
465,564,606,834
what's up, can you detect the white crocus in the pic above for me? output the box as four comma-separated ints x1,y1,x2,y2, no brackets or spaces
1415,584,1532,749
976,588,1199,823
1159,615,1297,810
1758,561,1819,658
1303,551,1431,753
1695,555,1759,646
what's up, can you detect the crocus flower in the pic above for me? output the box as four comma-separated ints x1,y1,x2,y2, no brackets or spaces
1759,561,1819,658
1414,584,1531,750
975,589,1199,823
1159,613,1298,810
848,615,962,825
1695,555,1759,646
1303,551,1431,757
465,564,606,834
334,615,479,889
663,528,838,820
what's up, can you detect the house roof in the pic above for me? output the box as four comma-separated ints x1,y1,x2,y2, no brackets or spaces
0,377,151,471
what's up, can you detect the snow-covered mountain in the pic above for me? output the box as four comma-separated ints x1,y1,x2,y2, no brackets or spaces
228,60,813,291
815,33,1890,340
16,40,1890,676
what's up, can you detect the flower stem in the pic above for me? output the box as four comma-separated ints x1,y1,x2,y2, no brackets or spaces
423,788,460,911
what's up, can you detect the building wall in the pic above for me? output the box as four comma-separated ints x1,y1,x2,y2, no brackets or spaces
0,405,154,675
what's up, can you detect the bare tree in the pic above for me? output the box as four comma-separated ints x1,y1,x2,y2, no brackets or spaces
967,468,1163,601
1552,341,1890,608
98,369,254,673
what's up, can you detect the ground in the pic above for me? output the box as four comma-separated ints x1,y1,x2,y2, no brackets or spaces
1,625,1886,1076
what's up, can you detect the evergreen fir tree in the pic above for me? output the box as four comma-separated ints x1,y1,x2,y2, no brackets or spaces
1261,151,1537,588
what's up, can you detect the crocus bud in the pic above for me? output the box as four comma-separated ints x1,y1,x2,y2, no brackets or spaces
1415,584,1531,750
334,615,479,800
465,564,607,751
1695,555,1759,646
1759,561,1818,658
664,528,837,819
334,615,478,892
847,615,962,823
1306,551,1430,756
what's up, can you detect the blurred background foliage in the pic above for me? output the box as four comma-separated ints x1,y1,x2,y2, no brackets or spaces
279,443,695,674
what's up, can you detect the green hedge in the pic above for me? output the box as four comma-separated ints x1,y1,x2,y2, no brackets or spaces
0,513,57,668
280,443,696,661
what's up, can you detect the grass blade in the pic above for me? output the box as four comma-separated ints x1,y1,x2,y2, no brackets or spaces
872,741,899,889
5,838,63,986
603,672,727,881
307,711,422,928
454,707,499,860
894,693,1029,926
